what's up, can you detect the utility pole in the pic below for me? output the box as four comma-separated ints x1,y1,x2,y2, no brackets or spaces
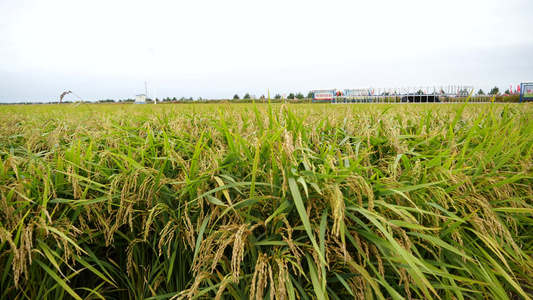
151,48,157,105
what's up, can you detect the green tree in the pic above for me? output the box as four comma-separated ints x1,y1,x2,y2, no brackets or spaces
233,94,240,100
504,89,510,95
274,94,281,99
477,89,484,95
307,91,314,99
288,93,295,99
456,89,468,96
243,93,250,99
489,86,500,95
295,92,304,100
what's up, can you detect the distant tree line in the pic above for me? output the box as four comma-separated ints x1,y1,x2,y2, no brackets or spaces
233,91,313,100
93,87,514,103
97,87,511,103
477,86,501,95
5,86,522,105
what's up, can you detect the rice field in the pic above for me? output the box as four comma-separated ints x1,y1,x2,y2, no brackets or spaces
1,102,533,299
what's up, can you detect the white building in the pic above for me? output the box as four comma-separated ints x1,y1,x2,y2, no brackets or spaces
135,94,146,104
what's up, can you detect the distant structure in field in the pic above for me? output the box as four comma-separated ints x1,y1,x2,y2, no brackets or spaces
312,85,485,104
520,81,533,103
135,94,146,104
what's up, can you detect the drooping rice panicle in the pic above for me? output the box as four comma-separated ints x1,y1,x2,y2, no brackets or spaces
1,102,533,299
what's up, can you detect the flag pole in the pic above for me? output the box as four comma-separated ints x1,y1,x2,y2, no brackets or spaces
151,48,157,105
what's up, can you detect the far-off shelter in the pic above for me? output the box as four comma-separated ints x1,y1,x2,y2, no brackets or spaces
135,94,146,104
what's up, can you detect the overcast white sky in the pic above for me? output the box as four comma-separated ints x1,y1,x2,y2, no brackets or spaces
1,0,532,102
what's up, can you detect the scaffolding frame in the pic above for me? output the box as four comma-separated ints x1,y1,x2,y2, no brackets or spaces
331,85,479,104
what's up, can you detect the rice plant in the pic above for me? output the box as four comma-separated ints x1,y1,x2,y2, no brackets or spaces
1,102,533,299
